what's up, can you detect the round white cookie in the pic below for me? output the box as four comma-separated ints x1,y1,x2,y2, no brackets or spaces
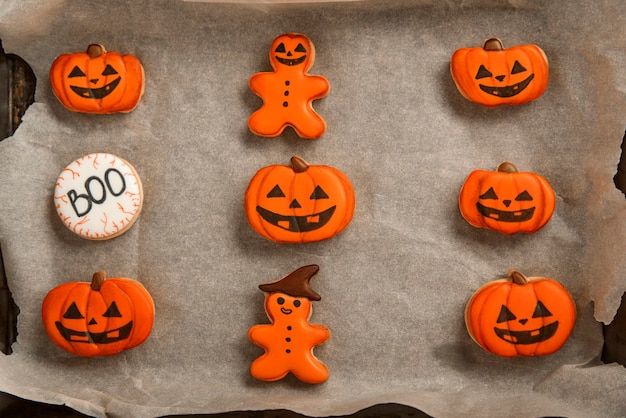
54,153,143,240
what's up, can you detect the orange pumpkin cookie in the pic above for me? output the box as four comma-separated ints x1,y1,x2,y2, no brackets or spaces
50,44,145,114
244,156,355,243
465,269,576,357
450,38,548,107
248,33,330,139
248,265,330,384
42,271,155,357
459,162,555,235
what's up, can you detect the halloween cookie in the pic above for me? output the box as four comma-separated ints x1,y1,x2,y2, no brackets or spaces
244,155,355,243
0,39,36,141
42,270,155,357
459,162,555,235
450,38,548,107
50,44,144,114
248,33,330,139
54,153,143,240
465,269,576,357
249,265,330,383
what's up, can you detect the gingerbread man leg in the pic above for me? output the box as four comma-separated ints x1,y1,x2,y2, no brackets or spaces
289,110,326,139
249,353,289,382
248,108,288,137
290,353,329,384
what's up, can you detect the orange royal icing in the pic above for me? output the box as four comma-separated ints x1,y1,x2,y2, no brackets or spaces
248,265,330,384
248,33,330,139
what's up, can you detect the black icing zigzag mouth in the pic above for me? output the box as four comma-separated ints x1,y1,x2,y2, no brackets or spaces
256,205,336,233
494,321,559,345
70,76,121,99
479,73,534,97
55,320,133,344
275,56,307,66
476,202,535,222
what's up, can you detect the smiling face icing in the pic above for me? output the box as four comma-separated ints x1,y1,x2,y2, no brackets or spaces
50,44,144,114
450,39,549,107
269,33,313,70
41,272,155,357
458,162,555,235
244,156,355,243
465,273,576,357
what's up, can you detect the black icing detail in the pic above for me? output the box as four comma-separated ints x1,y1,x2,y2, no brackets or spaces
476,202,535,222
54,320,133,344
494,321,559,345
275,55,307,66
256,205,336,233
479,73,535,97
70,76,121,99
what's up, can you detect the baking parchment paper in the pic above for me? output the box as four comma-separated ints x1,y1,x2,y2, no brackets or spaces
0,0,626,417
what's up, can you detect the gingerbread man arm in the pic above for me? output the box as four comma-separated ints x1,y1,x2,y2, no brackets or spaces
248,72,275,98
248,324,274,348
305,324,330,346
305,75,330,100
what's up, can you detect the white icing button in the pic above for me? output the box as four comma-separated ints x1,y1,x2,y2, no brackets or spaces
54,153,143,240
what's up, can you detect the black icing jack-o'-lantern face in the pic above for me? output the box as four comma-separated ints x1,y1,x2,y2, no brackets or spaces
476,187,535,223
244,156,356,243
494,301,558,345
55,301,133,344
475,60,534,98
269,34,313,70
68,63,121,99
274,42,307,66
256,183,335,233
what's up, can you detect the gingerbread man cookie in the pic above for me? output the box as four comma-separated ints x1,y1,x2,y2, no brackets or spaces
248,265,330,384
248,33,330,139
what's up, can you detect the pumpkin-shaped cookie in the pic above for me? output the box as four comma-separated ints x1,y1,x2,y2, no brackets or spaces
244,156,355,243
459,162,555,235
465,269,576,357
42,271,155,357
50,44,144,114
450,38,548,107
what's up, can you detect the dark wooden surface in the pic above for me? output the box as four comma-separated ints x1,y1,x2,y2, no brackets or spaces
602,131,626,365
0,392,432,418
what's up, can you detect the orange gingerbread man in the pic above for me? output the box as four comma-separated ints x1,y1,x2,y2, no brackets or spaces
248,33,330,139
248,265,330,384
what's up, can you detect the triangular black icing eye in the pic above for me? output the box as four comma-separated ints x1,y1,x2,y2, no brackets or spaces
63,302,85,319
103,301,122,318
479,187,498,200
515,190,533,201
532,301,553,318
102,64,118,76
275,43,286,53
496,305,517,323
511,60,527,74
295,43,307,53
266,185,285,198
310,186,329,200
475,65,493,79
68,66,86,78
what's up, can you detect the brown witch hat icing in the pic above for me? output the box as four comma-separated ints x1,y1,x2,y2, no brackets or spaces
259,265,321,301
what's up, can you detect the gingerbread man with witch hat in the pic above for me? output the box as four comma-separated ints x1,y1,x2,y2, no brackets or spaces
248,265,330,384
248,33,330,139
